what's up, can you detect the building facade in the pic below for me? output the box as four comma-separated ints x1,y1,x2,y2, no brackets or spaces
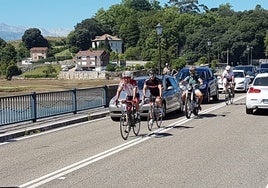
91,34,123,53
74,50,110,70
30,47,48,61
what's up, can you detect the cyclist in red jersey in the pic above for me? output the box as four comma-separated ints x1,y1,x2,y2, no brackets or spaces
114,71,140,114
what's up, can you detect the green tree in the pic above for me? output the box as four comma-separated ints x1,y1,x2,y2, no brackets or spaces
6,63,21,80
66,28,91,51
22,28,49,50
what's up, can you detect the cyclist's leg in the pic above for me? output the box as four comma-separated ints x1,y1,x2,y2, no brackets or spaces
195,89,203,110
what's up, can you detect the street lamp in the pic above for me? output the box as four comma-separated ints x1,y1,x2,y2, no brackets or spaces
250,46,253,65
207,39,211,67
156,23,163,74
247,45,250,65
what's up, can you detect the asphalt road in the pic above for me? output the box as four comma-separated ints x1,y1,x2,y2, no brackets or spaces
0,93,268,188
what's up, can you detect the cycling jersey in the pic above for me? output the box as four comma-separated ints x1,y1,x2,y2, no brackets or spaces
119,79,138,96
144,77,162,97
184,74,201,89
222,70,234,82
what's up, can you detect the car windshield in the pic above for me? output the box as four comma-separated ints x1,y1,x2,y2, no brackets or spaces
234,72,245,78
253,77,268,86
257,68,268,73
234,66,254,75
260,63,268,68
177,69,206,81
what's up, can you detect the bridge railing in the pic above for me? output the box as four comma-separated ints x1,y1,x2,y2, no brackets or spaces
0,86,112,126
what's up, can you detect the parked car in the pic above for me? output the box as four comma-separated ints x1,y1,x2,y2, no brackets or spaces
246,73,268,114
176,66,219,103
217,75,224,93
259,62,268,69
109,75,183,121
256,68,268,74
233,70,251,92
233,65,257,82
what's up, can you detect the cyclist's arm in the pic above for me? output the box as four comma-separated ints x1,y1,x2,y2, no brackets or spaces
133,86,138,100
158,84,163,98
142,84,147,99
198,78,203,85
115,84,123,102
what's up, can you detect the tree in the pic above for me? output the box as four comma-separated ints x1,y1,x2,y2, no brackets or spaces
6,63,21,80
168,0,201,13
66,29,91,51
22,28,49,50
0,43,17,63
122,0,152,11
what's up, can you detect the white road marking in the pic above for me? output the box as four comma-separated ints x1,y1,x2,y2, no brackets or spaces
18,95,246,187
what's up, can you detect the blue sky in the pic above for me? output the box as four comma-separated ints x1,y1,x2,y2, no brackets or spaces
0,0,267,30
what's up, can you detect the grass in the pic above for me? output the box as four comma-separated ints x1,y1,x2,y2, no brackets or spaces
0,78,118,96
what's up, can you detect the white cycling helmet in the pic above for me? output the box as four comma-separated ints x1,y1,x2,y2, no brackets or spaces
122,71,132,78
226,65,231,71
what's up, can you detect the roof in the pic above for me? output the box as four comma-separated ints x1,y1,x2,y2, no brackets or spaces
30,47,48,52
91,34,122,41
76,50,106,57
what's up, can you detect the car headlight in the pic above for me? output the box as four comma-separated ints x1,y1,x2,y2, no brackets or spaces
199,84,206,90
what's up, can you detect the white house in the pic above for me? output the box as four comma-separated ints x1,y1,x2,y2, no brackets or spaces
91,34,123,53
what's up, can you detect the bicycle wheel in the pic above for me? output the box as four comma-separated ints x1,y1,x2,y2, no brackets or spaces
230,90,234,104
185,98,191,119
120,113,130,140
225,91,230,105
132,114,140,136
147,107,153,131
155,107,163,128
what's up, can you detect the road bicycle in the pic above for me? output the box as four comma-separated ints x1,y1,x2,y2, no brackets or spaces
144,96,163,131
181,83,199,119
117,100,141,140
225,82,235,105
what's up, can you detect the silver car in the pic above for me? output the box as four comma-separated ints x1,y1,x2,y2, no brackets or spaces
109,75,183,121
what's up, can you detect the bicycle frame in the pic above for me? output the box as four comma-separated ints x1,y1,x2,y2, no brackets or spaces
184,84,199,118
118,99,140,140
145,96,163,131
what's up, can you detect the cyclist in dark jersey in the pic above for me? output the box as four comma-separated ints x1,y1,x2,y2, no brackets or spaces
142,69,163,125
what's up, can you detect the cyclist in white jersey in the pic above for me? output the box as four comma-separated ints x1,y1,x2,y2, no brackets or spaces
114,71,140,114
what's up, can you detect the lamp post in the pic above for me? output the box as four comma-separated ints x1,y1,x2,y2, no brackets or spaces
207,39,211,67
247,45,250,65
156,23,163,74
250,46,253,65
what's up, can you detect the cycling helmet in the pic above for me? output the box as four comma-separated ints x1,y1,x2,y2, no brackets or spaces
148,69,156,77
225,65,231,71
189,66,196,74
122,71,132,78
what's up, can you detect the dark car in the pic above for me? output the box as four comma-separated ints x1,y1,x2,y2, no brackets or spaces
260,62,268,69
233,65,257,82
109,75,184,121
176,66,219,103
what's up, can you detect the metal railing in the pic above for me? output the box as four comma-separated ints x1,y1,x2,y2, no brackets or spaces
0,86,108,126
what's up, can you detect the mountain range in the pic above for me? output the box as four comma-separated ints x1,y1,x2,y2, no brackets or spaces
0,23,73,41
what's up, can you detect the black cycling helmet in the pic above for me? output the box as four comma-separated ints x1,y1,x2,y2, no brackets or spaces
148,69,156,77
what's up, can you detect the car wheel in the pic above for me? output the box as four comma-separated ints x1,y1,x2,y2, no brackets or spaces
213,89,219,101
246,107,253,114
205,90,210,103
